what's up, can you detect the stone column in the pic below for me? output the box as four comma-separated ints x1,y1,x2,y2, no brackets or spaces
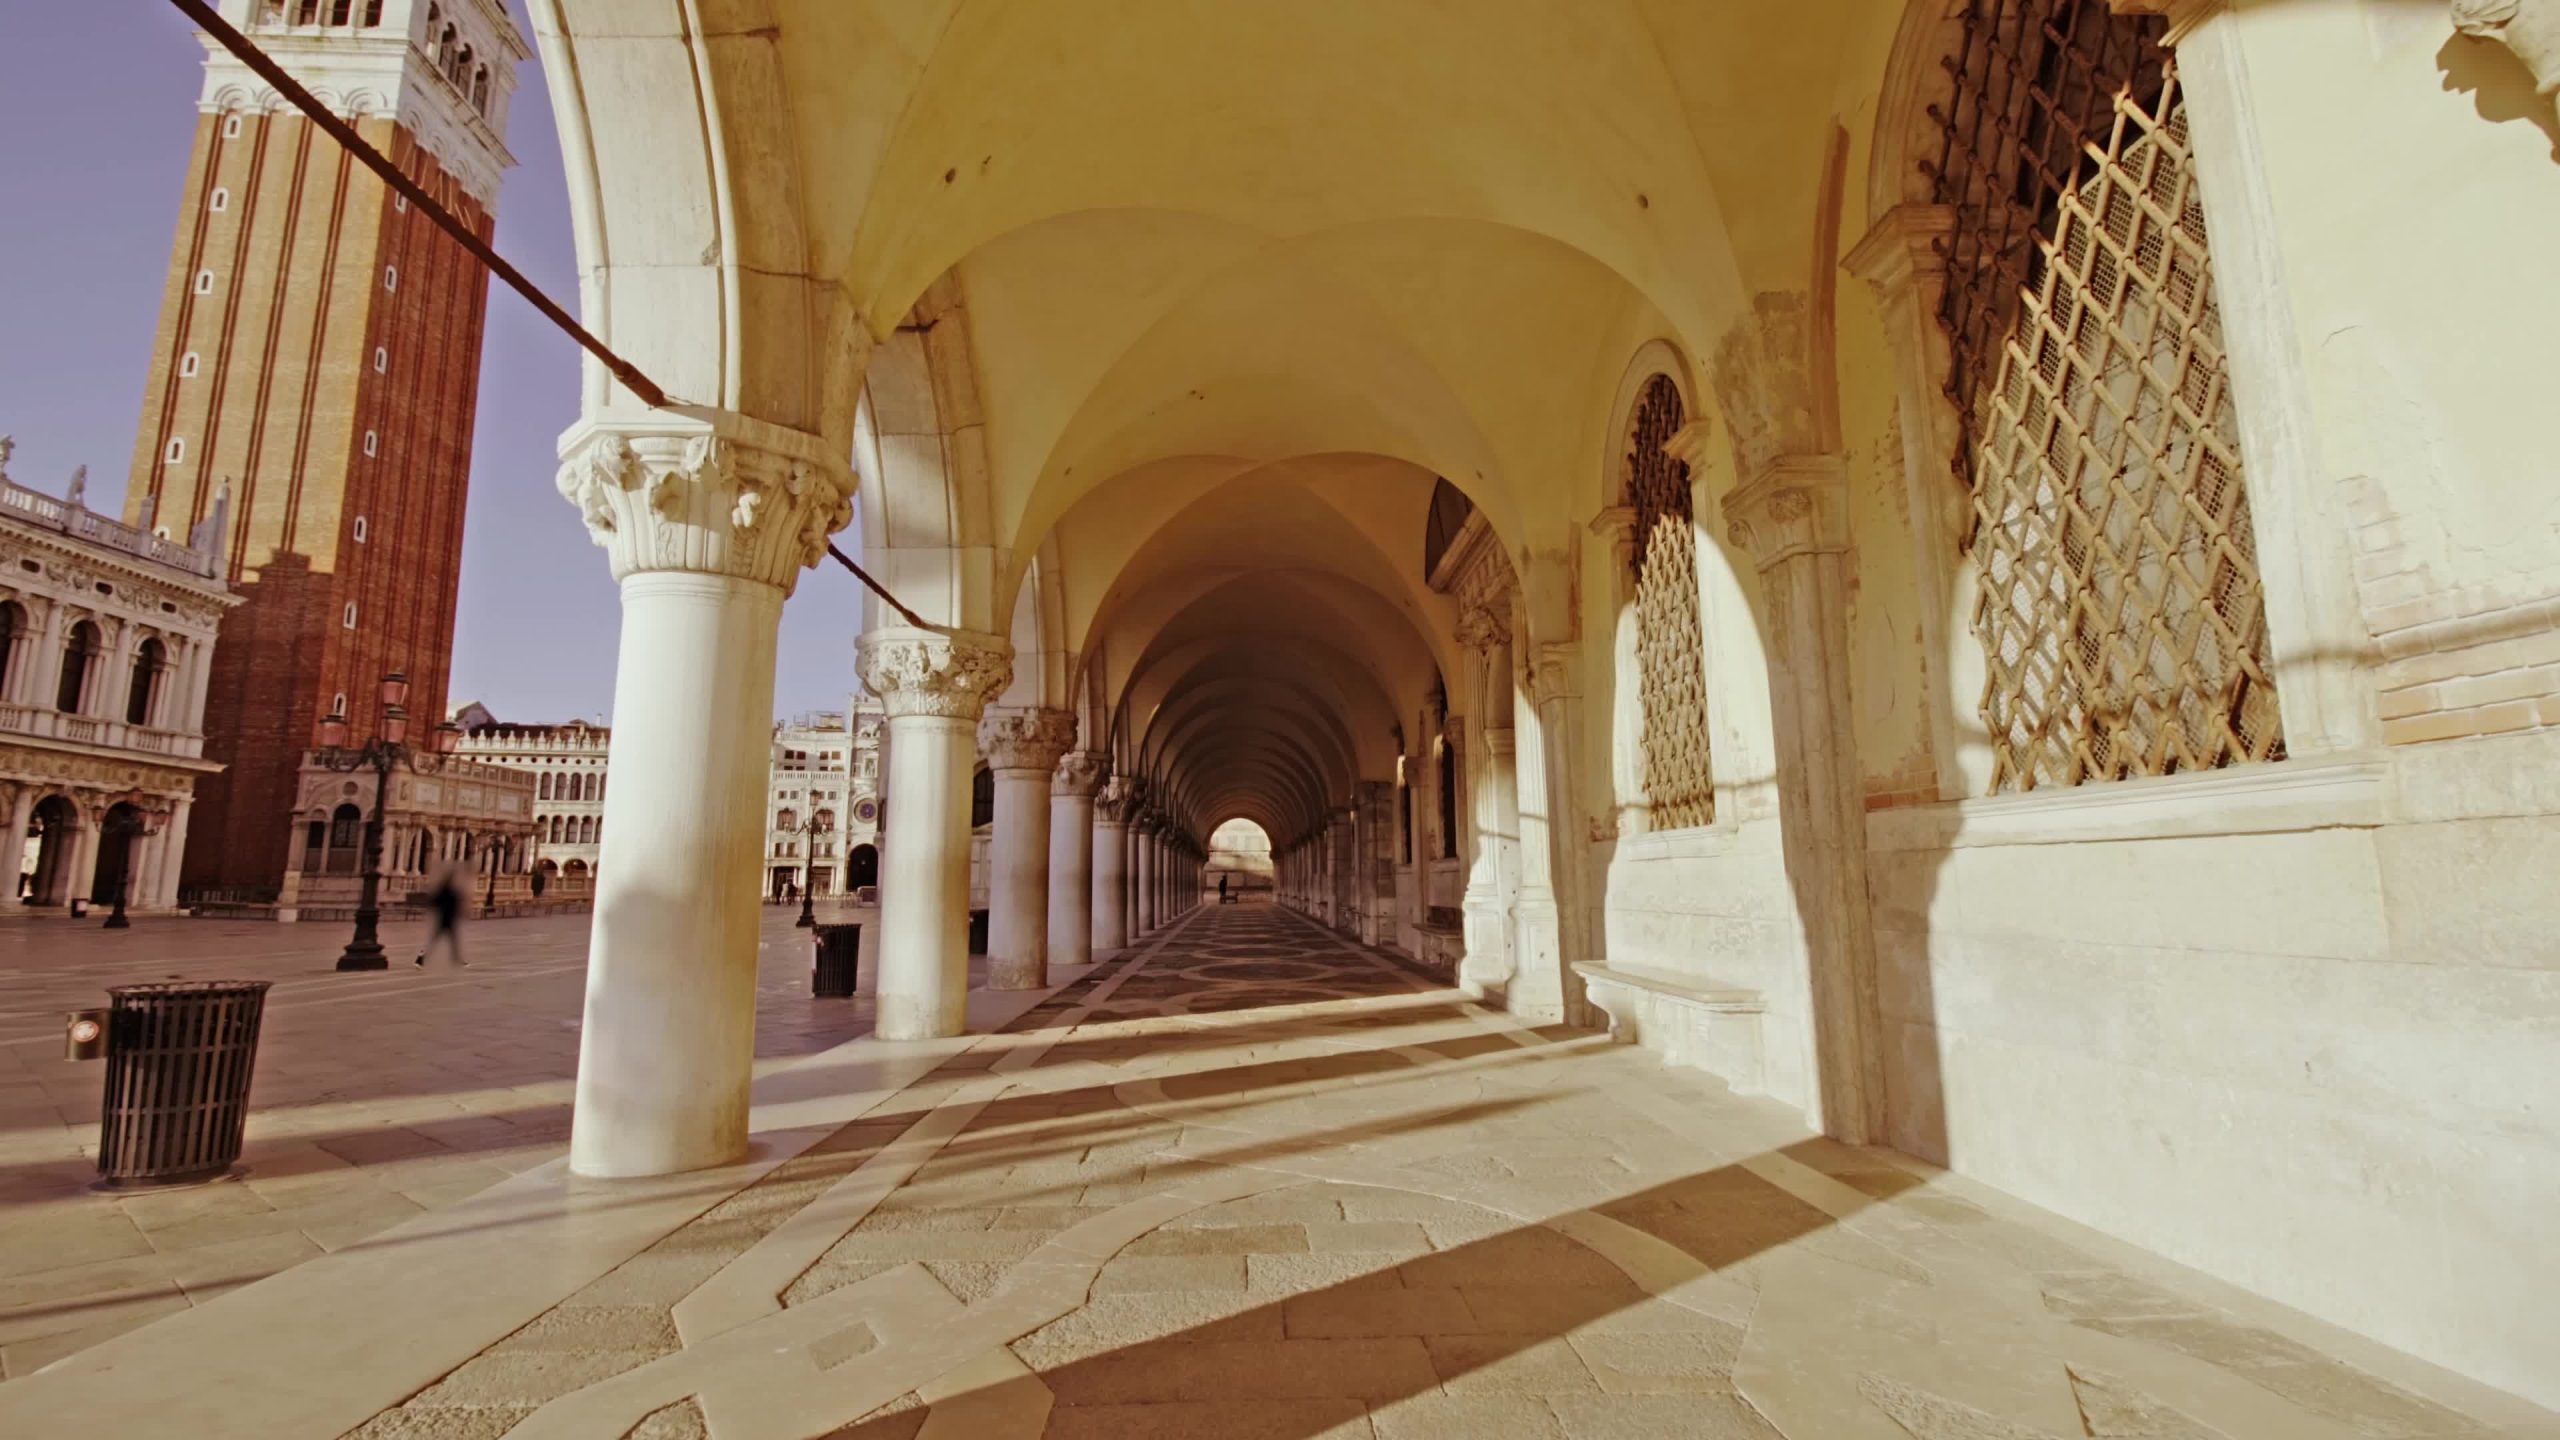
25,602,67,710
1456,602,1522,993
1133,818,1159,935
1328,808,1356,935
858,628,1015,1038
1091,778,1131,951
1509,645,1579,1022
1722,463,1887,1145
979,708,1076,990
555,417,855,1179
1050,753,1105,968
67,804,100,907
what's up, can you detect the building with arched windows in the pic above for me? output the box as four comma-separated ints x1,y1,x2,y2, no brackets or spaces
454,714,609,893
765,700,883,903
0,450,234,913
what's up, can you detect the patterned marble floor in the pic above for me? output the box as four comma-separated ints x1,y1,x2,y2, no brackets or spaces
282,903,2542,1440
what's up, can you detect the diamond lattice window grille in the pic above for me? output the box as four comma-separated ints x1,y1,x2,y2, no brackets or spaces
1930,0,2282,793
1627,375,1716,829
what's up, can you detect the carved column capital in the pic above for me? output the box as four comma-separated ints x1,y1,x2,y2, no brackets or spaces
1523,644,1581,706
1841,203,1956,303
1721,455,1850,570
555,415,854,594
1453,599,1510,654
977,707,1078,773
2455,0,2560,96
1093,776,1132,822
1052,750,1109,799
855,627,1014,722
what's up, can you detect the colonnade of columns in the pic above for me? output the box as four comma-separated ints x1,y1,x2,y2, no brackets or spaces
7,786,193,912
556,418,1207,1179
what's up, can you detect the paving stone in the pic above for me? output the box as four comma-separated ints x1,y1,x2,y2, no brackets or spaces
343,1405,541,1440
1426,1333,1603,1394
1126,1223,1309,1256
1370,1393,1568,1440
1246,1251,1409,1296
1302,1220,1435,1255
1568,1329,1745,1392
404,1350,663,1408
1547,1392,1787,1439
1283,1285,1476,1338
490,1304,680,1354
1094,1253,1248,1294
1031,1336,1439,1404
1039,1398,1372,1438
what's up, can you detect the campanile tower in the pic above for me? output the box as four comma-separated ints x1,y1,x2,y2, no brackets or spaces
121,0,522,892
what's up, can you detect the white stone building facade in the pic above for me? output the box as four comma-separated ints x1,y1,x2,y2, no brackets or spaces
456,717,610,891
0,457,232,913
766,699,882,902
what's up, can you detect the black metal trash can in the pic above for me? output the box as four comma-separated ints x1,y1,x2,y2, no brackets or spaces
95,980,272,1190
812,923,862,998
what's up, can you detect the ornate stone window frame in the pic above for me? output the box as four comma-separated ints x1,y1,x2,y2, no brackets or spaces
1594,341,1743,843
1847,0,2379,836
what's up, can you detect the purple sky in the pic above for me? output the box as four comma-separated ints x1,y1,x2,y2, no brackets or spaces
0,2,864,725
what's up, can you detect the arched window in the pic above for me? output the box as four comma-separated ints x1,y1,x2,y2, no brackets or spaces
329,0,352,24
1625,376,1715,829
776,807,797,832
56,619,102,714
970,767,994,828
438,25,457,74
579,815,597,844
538,773,552,800
549,815,565,844
296,0,321,23
814,808,835,831
326,803,363,875
126,637,167,726
472,66,490,112
362,0,382,25
0,601,24,700
1931,0,2279,791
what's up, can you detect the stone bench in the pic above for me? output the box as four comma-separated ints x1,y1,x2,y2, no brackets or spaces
1571,960,1766,1094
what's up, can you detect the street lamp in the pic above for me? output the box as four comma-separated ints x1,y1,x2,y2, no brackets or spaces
313,672,462,971
99,806,154,930
777,808,835,927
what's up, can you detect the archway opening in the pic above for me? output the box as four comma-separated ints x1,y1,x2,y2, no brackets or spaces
94,802,145,911
24,796,78,906
1205,817,1274,901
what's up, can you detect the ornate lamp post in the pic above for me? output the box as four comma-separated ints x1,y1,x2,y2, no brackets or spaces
778,808,835,927
314,672,461,972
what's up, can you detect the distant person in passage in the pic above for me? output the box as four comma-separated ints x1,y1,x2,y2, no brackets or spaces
416,862,469,968
1218,873,1231,904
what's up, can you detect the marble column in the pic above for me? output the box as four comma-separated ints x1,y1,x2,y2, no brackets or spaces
1050,752,1105,969
67,806,100,907
556,418,855,1179
1091,778,1131,951
859,627,1015,1039
1134,818,1159,935
979,708,1076,990
6,789,33,901
1724,461,1886,1145
1456,602,1522,994
1509,643,1576,1022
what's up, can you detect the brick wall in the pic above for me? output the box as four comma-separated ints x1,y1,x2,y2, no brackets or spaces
123,112,494,891
2345,479,2560,747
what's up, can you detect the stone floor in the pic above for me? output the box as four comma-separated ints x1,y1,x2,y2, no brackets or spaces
0,902,889,1377
0,902,2551,1438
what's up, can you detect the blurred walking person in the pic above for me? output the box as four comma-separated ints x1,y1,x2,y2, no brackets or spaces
416,861,470,968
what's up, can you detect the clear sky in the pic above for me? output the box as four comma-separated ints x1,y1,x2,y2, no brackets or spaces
0,2,865,726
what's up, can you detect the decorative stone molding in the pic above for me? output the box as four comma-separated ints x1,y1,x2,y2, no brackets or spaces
1523,644,1581,705
555,416,854,593
854,628,1014,722
1094,776,1133,822
978,708,1078,773
1721,456,1851,570
2455,0,2560,99
1053,751,1109,798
